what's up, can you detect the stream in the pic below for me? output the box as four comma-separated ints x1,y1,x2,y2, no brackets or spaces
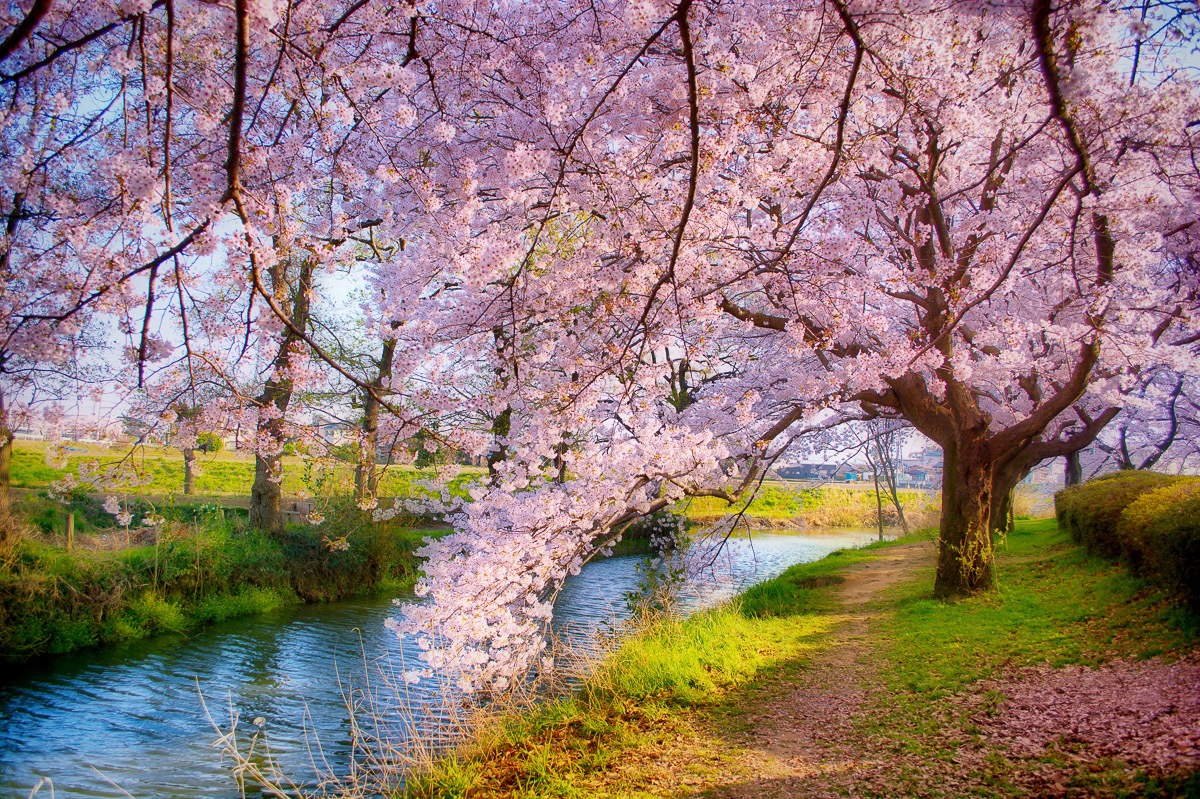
0,528,877,798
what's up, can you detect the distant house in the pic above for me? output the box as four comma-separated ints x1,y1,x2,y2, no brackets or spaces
313,417,354,446
777,463,837,481
834,465,868,482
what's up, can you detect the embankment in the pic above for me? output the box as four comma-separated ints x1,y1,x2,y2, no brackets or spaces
408,519,1199,798
0,495,436,661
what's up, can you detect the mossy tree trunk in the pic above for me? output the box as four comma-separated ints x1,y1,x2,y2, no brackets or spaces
934,439,996,597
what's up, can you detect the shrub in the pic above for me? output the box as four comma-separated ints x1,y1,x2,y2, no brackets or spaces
1054,471,1186,558
196,432,224,453
1119,482,1200,611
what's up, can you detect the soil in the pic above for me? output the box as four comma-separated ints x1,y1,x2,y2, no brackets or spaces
700,540,936,799
587,540,1200,798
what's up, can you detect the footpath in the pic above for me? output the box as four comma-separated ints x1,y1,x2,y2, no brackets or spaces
581,542,944,798
419,523,1200,798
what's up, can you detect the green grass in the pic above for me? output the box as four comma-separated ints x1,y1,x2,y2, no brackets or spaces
407,520,1199,798
405,538,887,798
679,483,933,527
880,519,1193,699
10,440,482,499
857,519,1199,797
0,505,439,660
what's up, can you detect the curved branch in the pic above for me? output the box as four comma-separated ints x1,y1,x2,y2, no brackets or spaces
0,0,53,65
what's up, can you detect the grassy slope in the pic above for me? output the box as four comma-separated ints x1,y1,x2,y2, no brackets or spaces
407,520,1197,798
10,440,481,498
679,483,939,528
1,502,442,660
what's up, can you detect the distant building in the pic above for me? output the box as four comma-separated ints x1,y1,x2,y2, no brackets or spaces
777,463,837,481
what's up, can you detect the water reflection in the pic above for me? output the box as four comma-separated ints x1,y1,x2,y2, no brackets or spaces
0,529,875,798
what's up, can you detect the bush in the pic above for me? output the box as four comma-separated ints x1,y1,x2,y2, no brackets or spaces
1054,470,1187,558
1056,471,1200,612
196,432,224,453
1118,481,1200,611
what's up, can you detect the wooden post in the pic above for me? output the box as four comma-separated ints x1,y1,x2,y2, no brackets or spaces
66,513,75,552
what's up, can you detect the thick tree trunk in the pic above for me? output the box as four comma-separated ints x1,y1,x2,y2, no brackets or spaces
183,447,197,495
1064,451,1082,486
250,387,288,534
250,459,284,532
935,443,995,598
989,462,1032,543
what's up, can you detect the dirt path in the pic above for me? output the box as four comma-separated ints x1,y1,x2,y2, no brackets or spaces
573,534,1200,798
700,540,936,799
579,540,938,799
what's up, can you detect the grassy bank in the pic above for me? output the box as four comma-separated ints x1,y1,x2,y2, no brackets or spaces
408,519,1199,798
404,540,895,797
9,439,481,498
0,495,438,661
680,483,940,529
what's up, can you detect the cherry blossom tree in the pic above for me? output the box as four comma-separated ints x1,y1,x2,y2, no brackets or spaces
1084,369,1200,476
4,0,1198,693
377,0,1199,691
0,0,453,524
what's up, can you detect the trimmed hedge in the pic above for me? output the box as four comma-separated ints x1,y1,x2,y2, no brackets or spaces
1056,471,1200,610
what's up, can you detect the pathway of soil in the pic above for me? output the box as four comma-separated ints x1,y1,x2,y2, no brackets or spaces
597,538,1200,798
586,540,938,798
699,539,936,799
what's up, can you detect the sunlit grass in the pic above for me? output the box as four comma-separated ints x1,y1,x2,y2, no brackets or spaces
407,520,1198,799
10,439,483,498
404,540,888,798
679,483,936,528
880,519,1195,699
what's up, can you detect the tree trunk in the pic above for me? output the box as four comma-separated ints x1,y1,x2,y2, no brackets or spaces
487,406,512,479
183,447,197,495
1064,451,1082,486
250,428,285,533
934,443,995,598
989,462,1032,543
353,416,378,504
355,338,396,504
874,430,911,535
248,254,314,534
872,467,884,541
864,440,885,541
0,388,11,541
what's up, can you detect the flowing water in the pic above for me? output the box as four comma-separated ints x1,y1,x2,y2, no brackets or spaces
0,529,877,798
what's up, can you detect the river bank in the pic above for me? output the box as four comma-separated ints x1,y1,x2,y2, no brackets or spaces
0,528,877,798
0,496,437,661
0,473,923,662
410,519,1200,798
